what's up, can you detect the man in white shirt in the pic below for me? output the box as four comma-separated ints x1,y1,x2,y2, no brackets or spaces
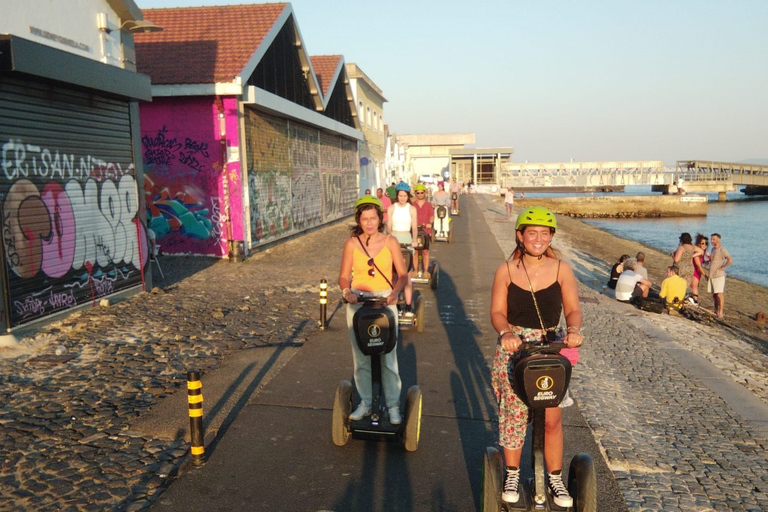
615,258,652,302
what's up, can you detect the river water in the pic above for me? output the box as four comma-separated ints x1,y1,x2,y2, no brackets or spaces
522,186,768,288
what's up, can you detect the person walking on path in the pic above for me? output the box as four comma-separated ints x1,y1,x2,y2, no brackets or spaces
387,182,418,316
412,184,434,277
504,188,515,218
489,206,583,508
338,196,409,423
707,233,732,319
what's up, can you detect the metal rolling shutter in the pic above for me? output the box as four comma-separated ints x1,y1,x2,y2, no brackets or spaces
0,75,144,328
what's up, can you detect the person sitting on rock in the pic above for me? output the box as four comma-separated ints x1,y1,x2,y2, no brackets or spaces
614,258,652,303
660,265,687,310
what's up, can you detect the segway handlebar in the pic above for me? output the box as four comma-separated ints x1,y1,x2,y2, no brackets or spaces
518,341,564,356
342,294,389,306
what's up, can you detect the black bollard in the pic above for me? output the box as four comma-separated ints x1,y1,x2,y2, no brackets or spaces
187,371,205,466
319,278,328,330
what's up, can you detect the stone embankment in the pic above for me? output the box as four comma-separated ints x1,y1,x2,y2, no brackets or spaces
517,195,707,218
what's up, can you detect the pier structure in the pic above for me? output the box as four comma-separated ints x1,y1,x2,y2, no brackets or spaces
500,160,667,191
671,160,768,201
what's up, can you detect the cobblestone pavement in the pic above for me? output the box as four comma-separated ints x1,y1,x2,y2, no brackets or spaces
479,195,768,512
2,199,768,511
0,223,350,512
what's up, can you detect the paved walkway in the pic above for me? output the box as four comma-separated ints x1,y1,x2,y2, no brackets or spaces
0,195,767,511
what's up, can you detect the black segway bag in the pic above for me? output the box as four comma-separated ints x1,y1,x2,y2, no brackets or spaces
353,304,397,356
436,206,447,219
400,247,413,271
513,352,572,409
415,229,430,250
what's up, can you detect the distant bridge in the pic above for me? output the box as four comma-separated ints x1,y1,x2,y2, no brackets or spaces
499,160,768,200
500,161,668,189
673,160,768,199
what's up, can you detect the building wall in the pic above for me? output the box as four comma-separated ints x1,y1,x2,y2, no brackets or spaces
243,109,356,248
349,71,386,193
139,96,230,257
1,75,147,328
0,0,137,69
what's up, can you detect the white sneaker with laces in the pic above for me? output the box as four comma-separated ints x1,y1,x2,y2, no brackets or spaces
502,468,520,503
349,401,371,421
548,471,573,508
388,406,402,425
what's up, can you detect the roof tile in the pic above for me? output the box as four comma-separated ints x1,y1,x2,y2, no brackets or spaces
135,3,288,85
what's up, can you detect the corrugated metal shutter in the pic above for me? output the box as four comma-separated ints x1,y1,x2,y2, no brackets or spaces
0,75,145,328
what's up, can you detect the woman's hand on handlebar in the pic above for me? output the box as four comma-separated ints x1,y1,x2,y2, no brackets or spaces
564,331,583,348
411,240,418,248
345,291,358,304
500,332,521,353
386,292,398,305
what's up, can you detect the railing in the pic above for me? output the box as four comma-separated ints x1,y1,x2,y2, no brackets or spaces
676,160,768,186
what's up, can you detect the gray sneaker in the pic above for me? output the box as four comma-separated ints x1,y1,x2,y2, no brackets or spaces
388,406,402,425
349,401,370,420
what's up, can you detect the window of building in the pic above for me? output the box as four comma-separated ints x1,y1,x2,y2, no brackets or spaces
367,106,371,127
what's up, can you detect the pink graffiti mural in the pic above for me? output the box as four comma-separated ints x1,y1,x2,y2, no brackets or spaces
3,177,146,280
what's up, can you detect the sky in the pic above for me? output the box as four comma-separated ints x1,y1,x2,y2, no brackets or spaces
136,0,768,167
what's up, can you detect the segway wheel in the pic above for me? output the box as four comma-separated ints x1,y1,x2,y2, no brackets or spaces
404,385,422,452
482,447,503,512
429,262,439,289
332,380,353,446
415,293,426,333
568,453,597,512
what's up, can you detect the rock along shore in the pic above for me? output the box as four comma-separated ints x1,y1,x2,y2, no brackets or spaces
0,195,766,511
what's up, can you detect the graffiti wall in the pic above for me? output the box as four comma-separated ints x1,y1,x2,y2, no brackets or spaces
1,140,146,327
244,109,357,247
139,97,229,256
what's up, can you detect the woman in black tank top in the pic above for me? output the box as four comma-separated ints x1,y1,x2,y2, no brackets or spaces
488,207,584,506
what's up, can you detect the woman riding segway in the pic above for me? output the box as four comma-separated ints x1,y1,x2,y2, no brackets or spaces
338,196,409,424
386,182,418,317
489,206,585,508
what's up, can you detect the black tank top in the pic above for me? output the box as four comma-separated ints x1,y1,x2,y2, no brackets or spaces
506,261,563,329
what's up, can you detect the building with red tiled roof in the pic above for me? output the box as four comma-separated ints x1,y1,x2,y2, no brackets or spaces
135,3,362,259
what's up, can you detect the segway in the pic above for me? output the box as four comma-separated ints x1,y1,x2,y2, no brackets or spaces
433,205,452,244
332,296,422,451
410,227,439,290
397,244,426,332
450,192,460,215
483,343,597,512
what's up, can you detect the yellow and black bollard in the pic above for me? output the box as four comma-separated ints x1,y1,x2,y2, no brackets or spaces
187,371,205,466
319,278,328,330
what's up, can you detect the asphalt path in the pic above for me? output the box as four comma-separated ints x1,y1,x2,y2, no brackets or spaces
149,196,627,512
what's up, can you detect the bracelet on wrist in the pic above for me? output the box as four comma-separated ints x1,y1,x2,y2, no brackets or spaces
342,288,350,296
566,326,581,333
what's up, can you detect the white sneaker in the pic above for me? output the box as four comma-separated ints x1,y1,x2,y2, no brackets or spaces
502,468,520,503
388,406,402,425
349,401,370,420
548,471,573,508
559,389,574,408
